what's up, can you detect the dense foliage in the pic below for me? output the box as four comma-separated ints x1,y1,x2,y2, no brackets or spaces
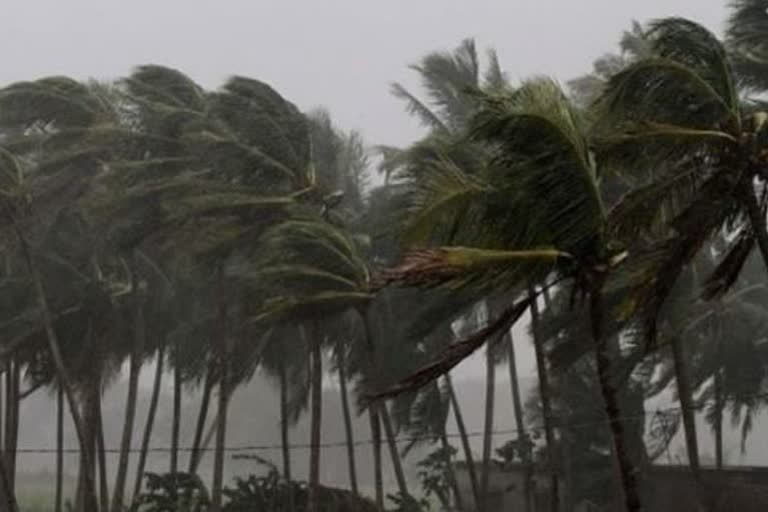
3,3,768,512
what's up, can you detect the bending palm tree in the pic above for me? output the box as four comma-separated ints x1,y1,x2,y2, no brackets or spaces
377,79,643,512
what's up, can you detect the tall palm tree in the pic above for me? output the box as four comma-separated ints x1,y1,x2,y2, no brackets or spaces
377,79,648,512
596,18,768,301
250,218,374,509
527,283,560,512
260,325,310,487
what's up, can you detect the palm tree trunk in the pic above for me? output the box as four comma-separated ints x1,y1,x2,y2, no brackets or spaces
77,378,98,512
507,334,533,512
446,374,480,509
95,395,110,512
171,354,182,476
714,369,724,470
4,359,18,492
0,370,4,453
670,336,700,477
359,308,410,500
56,384,64,512
189,365,213,475
211,302,230,512
713,327,724,471
199,414,219,467
111,260,146,512
13,223,98,512
368,408,384,511
480,343,496,512
380,404,409,497
528,284,559,512
307,328,323,512
133,344,165,501
589,288,642,512
441,431,465,512
742,181,768,274
0,443,19,512
278,360,292,482
336,345,358,495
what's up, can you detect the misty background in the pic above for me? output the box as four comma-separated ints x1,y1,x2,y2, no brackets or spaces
3,1,768,510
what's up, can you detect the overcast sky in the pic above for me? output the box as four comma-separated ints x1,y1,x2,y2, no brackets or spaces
4,0,727,381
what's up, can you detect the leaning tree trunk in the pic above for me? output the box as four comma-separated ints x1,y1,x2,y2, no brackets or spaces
211,300,230,512
446,374,480,509
307,326,323,512
480,342,496,512
171,348,182,476
189,364,214,475
441,431,465,512
528,284,560,512
111,259,146,512
368,408,384,511
713,330,724,470
56,384,64,512
336,343,359,496
742,180,768,275
380,404,410,497
14,224,98,512
76,375,99,512
713,369,724,470
360,310,409,499
589,287,642,512
0,441,19,512
278,359,296,512
133,344,165,501
507,333,533,512
4,358,19,492
670,335,700,478
278,360,292,483
95,395,110,512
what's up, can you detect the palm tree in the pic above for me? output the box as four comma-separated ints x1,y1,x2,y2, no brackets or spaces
377,78,647,511
596,18,768,304
250,218,374,509
527,283,560,512
503,331,530,511
132,344,165,501
97,65,315,511
110,254,147,512
334,335,359,495
259,325,310,487
726,0,768,92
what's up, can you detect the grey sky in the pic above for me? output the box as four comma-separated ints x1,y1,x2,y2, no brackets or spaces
4,0,727,381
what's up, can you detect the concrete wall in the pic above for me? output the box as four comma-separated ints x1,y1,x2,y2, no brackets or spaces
455,464,768,512
454,463,552,512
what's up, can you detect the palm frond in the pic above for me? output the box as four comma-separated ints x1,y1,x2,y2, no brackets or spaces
390,83,448,132
727,0,768,90
647,17,739,115
597,58,736,132
400,154,491,244
124,65,207,111
370,295,531,399
471,78,604,254
484,49,507,90
702,231,755,300
377,246,567,290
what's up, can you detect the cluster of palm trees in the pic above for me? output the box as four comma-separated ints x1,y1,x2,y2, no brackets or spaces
376,2,768,511
2,2,768,512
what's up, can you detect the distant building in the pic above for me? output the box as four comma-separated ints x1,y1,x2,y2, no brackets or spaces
454,462,768,512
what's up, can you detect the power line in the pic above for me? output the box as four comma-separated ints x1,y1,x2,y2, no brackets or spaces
11,390,768,455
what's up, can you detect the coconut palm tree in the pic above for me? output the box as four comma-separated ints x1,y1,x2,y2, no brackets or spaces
595,18,768,297
726,0,768,92
592,19,768,486
94,65,315,511
376,78,650,511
